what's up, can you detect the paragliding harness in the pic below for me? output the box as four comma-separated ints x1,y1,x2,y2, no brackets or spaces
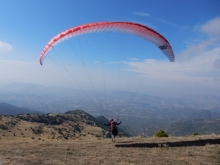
110,120,118,135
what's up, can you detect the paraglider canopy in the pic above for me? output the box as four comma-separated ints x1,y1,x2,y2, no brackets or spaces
39,22,175,65
38,22,175,121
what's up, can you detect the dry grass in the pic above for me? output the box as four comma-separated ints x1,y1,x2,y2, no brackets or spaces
0,115,103,141
1,115,220,164
0,135,220,165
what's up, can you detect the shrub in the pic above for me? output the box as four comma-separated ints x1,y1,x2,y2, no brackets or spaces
0,124,8,130
193,132,199,136
154,130,168,137
31,126,43,135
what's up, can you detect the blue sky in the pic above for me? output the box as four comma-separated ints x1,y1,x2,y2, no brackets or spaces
0,0,220,98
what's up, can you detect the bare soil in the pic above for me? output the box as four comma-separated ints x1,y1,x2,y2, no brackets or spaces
0,135,220,165
1,115,220,164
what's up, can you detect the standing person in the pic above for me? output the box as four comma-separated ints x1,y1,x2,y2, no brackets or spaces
104,119,122,142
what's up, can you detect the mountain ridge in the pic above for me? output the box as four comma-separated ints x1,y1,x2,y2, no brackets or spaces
0,102,43,115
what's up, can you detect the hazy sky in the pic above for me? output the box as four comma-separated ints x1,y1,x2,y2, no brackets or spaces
0,0,220,98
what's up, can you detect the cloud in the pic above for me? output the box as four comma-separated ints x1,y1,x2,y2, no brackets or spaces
124,17,220,96
132,12,151,17
156,18,188,30
180,17,220,61
0,60,37,66
128,58,139,61
177,38,216,61
0,40,12,53
200,16,220,36
213,58,220,69
0,60,66,86
126,45,220,96
130,12,156,28
94,61,100,64
132,12,187,30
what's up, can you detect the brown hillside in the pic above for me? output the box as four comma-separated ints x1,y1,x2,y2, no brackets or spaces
0,114,220,164
0,114,106,141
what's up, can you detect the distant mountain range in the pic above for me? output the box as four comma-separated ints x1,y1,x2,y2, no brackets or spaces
1,83,220,112
0,102,43,115
111,91,220,110
0,102,220,137
1,83,220,136
165,117,220,136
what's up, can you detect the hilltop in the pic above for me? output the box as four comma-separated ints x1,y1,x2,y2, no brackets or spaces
0,110,130,141
65,109,131,137
1,110,220,164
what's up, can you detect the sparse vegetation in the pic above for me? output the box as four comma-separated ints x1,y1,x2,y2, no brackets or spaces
0,136,220,165
154,130,168,137
0,112,220,164
193,132,199,136
17,114,75,125
0,124,8,130
31,125,44,135
0,112,126,142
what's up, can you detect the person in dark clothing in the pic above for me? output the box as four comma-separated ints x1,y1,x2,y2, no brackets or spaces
104,119,122,142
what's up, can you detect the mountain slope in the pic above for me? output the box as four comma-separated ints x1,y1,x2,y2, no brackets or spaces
166,117,220,136
0,102,43,115
65,110,131,137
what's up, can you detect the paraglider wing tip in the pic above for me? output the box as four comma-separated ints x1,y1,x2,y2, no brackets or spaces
169,55,175,62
